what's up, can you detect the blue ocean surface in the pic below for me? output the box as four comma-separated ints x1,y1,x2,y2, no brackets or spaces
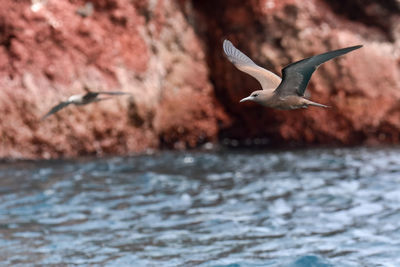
0,147,399,266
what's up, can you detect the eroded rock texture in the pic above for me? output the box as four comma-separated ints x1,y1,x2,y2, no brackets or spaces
0,0,399,158
0,0,227,158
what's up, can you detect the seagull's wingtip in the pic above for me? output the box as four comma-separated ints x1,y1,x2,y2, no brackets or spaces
40,115,49,121
350,44,363,51
223,39,233,47
223,39,230,55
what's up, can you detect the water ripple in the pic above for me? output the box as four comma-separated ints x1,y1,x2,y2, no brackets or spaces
1,147,400,266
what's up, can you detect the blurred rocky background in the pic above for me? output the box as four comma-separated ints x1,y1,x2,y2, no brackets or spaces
0,0,399,158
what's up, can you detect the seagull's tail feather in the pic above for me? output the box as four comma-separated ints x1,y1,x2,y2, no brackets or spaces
305,99,329,108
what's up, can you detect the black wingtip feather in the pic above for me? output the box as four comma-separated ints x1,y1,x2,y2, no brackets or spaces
328,44,363,57
343,44,363,52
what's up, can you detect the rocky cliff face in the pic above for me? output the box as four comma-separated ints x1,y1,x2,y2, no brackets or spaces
0,0,399,158
0,0,227,158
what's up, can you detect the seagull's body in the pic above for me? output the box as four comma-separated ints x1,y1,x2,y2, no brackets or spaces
41,87,131,120
223,40,362,110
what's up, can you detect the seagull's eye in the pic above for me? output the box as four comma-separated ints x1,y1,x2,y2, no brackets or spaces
253,94,258,97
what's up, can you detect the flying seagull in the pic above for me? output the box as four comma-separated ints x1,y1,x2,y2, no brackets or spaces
223,39,362,109
41,86,131,120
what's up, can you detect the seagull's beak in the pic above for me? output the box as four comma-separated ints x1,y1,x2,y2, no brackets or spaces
240,96,252,103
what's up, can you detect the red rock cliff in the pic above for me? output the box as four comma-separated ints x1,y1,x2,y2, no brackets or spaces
0,0,227,158
0,0,399,158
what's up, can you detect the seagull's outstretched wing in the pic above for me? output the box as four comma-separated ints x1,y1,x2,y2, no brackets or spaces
41,101,71,120
223,40,282,90
96,91,132,96
275,45,363,97
93,97,114,103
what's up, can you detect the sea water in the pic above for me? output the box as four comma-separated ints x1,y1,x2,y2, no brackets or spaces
0,147,400,266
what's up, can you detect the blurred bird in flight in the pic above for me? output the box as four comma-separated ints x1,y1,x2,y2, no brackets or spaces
41,86,131,120
223,39,362,110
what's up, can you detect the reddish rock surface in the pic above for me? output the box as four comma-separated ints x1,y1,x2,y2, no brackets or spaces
0,0,399,158
0,0,227,158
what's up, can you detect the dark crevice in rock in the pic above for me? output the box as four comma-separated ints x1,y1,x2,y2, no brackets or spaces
191,1,281,143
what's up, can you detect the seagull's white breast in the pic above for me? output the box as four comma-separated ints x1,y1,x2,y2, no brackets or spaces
68,94,84,104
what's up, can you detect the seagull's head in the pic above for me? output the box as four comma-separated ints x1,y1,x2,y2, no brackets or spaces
239,90,270,104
